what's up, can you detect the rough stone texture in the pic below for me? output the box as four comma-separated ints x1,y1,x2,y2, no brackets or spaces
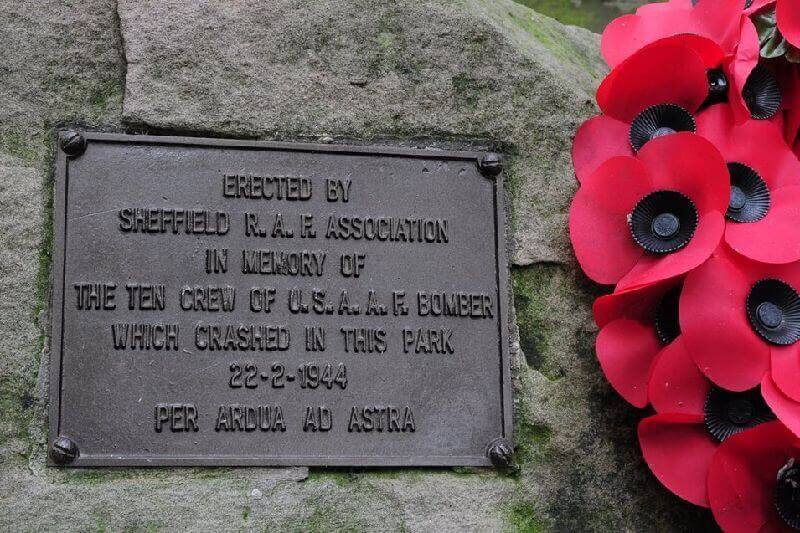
0,0,717,531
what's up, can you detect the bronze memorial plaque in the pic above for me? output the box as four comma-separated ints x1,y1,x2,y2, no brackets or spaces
49,132,513,467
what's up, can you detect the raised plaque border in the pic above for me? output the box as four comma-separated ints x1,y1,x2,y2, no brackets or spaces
48,132,514,467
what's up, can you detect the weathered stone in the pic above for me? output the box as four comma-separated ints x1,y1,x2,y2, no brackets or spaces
0,0,718,530
0,156,43,454
0,0,124,162
117,0,601,266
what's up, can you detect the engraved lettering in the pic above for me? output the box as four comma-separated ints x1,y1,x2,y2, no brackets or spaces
125,283,166,311
241,250,325,276
341,328,386,353
204,248,228,273
325,216,448,243
194,323,289,351
222,175,312,201
417,292,493,318
214,404,286,431
347,406,416,432
249,287,276,312
179,285,236,312
154,403,198,432
74,282,116,310
303,406,332,432
119,208,229,235
112,323,179,350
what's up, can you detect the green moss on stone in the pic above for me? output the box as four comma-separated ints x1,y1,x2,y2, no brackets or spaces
89,79,125,115
0,132,41,165
306,470,357,487
506,502,549,532
506,10,593,73
296,504,369,533
512,266,561,380
512,0,640,33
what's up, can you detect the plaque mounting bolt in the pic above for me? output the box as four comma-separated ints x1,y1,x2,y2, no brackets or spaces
59,130,86,158
49,436,79,465
487,437,514,468
478,152,503,178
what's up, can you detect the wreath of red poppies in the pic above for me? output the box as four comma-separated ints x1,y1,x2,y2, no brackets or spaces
570,1,800,530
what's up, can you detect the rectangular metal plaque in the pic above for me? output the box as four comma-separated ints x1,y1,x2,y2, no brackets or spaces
49,132,513,467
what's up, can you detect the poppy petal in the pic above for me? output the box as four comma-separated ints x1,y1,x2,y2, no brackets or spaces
697,106,800,192
680,248,770,390
596,319,662,407
600,7,691,69
648,336,709,416
730,18,766,124
708,421,797,533
616,210,725,291
762,374,800,438
569,157,650,285
636,133,730,214
778,0,800,49
638,413,716,507
593,277,681,328
694,0,751,53
601,3,733,68
597,40,709,122
696,103,737,145
572,115,632,184
726,186,800,264
771,345,800,403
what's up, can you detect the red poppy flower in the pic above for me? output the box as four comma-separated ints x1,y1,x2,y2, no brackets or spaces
601,0,745,69
696,104,800,264
593,277,682,407
600,0,761,123
708,421,800,532
763,373,800,438
640,336,775,507
570,133,728,289
776,1,800,48
572,37,711,183
680,245,800,398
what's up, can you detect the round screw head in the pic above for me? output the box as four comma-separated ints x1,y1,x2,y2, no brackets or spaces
487,437,514,468
50,436,79,465
59,130,86,158
478,153,503,178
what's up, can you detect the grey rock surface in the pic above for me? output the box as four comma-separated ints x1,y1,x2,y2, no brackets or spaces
0,0,715,531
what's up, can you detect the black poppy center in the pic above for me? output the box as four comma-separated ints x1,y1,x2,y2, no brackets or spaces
747,279,800,345
725,398,754,425
629,191,699,254
729,186,746,210
704,68,729,107
654,285,682,345
776,460,800,530
629,104,696,152
726,162,771,223
743,65,782,120
758,302,784,329
651,127,676,140
651,213,680,238
704,387,775,442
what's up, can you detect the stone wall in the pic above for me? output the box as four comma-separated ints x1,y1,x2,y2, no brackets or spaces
0,1,714,530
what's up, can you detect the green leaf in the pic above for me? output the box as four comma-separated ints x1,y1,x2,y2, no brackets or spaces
755,9,791,59
754,10,778,41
